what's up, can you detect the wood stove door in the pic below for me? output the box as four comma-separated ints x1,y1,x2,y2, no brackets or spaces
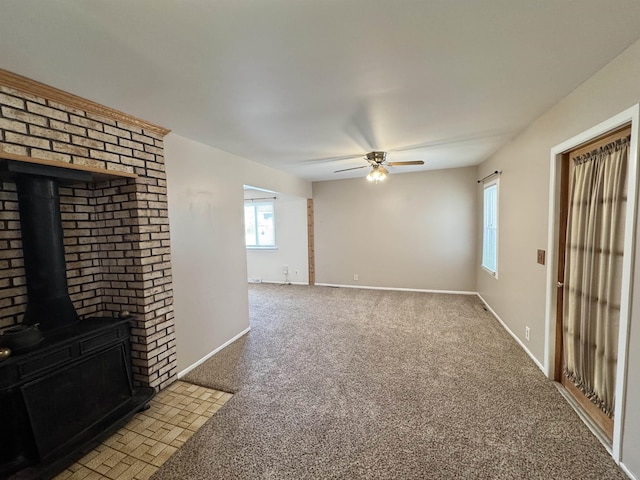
21,342,132,461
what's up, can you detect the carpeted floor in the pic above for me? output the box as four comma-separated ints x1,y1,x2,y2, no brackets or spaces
153,284,626,479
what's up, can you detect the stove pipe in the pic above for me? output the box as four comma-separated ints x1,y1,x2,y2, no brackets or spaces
16,175,78,331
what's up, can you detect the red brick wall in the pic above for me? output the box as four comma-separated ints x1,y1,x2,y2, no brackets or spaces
0,85,176,390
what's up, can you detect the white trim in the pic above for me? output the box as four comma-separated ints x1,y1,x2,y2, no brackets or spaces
477,294,545,373
314,283,477,295
256,280,309,286
545,104,639,463
621,462,639,480
544,142,561,378
177,327,251,378
614,105,639,462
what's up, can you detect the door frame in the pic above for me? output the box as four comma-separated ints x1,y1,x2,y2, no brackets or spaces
544,104,639,462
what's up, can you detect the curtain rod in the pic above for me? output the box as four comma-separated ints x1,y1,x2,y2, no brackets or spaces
477,170,501,183
245,196,277,201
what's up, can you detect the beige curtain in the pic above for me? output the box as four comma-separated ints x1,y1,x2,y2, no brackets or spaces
563,136,629,417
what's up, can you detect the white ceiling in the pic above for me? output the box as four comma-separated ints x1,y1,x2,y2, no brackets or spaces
1,1,640,181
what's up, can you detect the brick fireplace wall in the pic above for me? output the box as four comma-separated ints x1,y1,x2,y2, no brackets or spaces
0,84,176,390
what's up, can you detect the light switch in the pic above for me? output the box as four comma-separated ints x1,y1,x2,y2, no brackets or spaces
537,249,546,265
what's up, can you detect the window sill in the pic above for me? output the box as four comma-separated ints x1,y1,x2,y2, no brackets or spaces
246,246,278,251
481,265,498,279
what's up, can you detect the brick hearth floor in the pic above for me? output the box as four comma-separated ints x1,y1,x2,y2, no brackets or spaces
54,381,232,480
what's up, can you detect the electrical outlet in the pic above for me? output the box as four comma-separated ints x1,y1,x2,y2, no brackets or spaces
353,274,359,281
525,326,530,341
294,270,299,276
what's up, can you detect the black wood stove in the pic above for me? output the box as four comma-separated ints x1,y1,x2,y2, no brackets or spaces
0,163,154,479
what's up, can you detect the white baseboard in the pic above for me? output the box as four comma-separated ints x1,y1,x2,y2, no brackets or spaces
177,327,251,379
476,294,545,373
250,280,309,286
314,283,476,295
620,462,638,480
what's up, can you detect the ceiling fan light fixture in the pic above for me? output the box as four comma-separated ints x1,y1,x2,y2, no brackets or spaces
366,165,388,183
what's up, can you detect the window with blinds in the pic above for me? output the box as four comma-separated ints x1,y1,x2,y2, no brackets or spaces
482,180,499,276
245,201,276,248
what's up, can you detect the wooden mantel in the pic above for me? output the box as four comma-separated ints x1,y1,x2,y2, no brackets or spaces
0,69,170,137
0,151,138,183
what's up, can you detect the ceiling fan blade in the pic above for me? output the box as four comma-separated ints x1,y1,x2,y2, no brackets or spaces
334,165,369,173
387,161,425,166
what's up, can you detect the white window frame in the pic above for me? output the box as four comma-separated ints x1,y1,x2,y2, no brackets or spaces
482,178,499,277
244,200,277,249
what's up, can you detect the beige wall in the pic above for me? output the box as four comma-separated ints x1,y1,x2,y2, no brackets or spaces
313,166,477,292
476,39,640,476
164,133,311,373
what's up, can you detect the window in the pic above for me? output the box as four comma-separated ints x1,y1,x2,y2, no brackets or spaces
482,180,498,276
245,201,275,248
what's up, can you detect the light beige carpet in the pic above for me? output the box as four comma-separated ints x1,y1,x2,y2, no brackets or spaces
154,284,626,479
183,334,247,394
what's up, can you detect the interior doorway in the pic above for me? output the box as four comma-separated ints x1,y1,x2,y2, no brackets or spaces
243,185,311,285
546,104,639,461
555,125,631,441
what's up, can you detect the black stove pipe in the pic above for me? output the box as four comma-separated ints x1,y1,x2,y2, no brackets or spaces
15,175,78,331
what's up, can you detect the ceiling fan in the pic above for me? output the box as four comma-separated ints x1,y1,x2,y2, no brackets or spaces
334,151,424,183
